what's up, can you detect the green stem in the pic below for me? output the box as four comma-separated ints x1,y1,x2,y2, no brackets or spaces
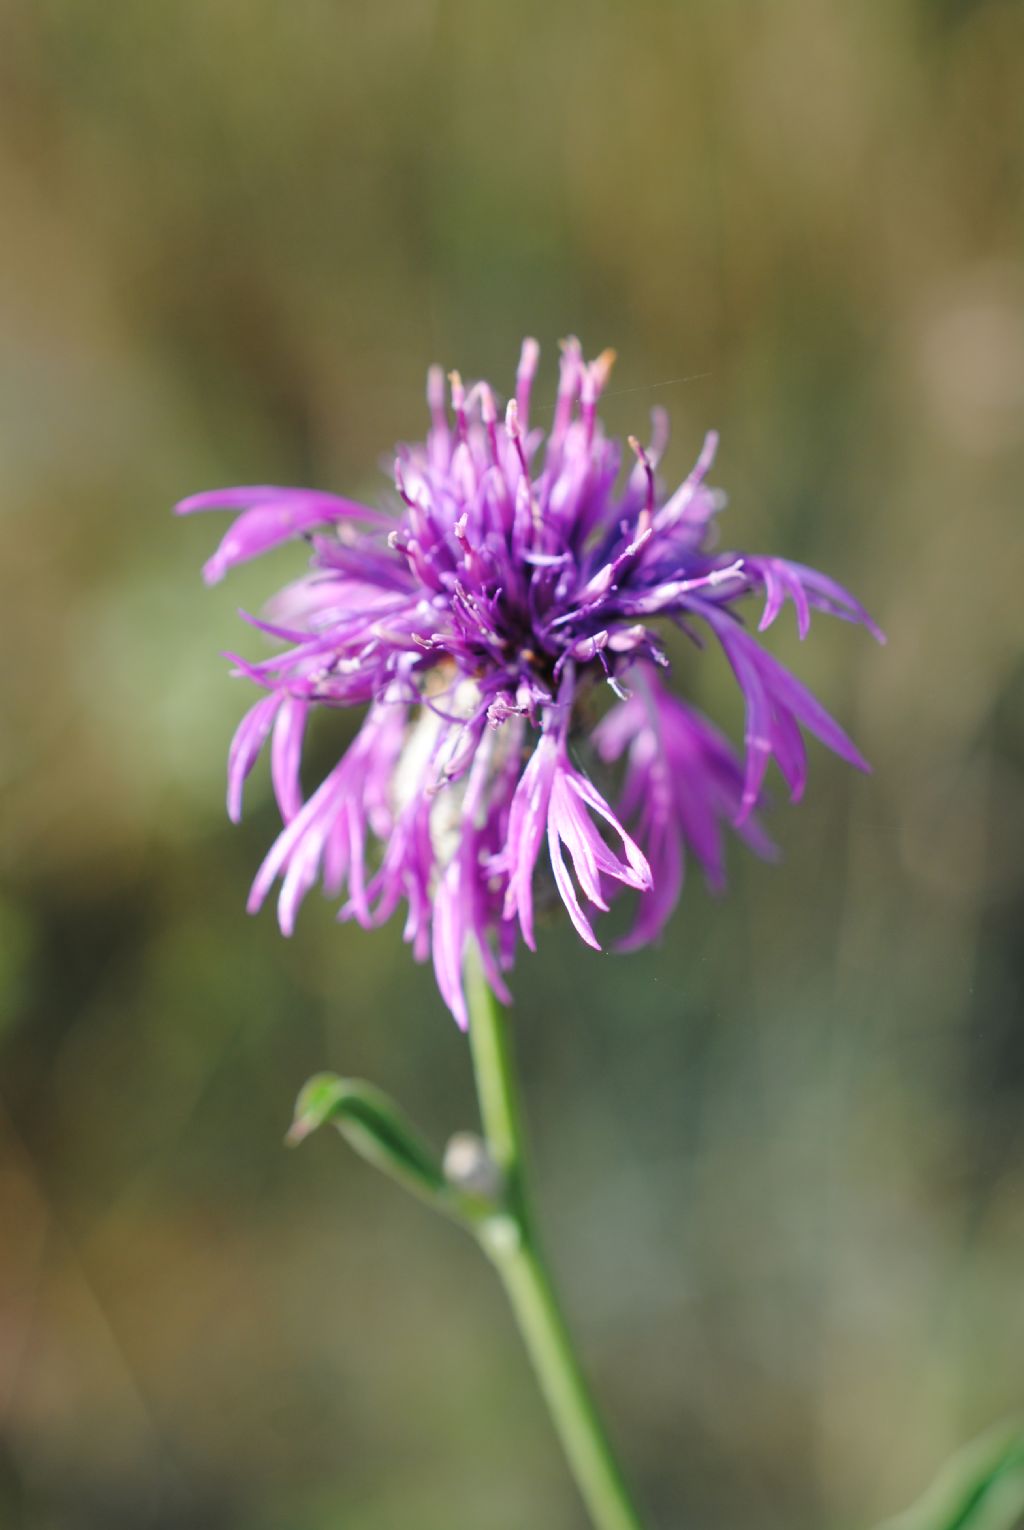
464,950,647,1530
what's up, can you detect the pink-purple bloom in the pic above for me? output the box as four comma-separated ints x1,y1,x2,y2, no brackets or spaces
177,340,882,1027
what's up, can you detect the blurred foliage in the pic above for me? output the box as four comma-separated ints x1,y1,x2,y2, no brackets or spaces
876,1420,1024,1530
1,1,1023,1527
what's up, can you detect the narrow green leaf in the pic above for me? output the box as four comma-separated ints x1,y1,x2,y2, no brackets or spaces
875,1420,1024,1530
288,1073,448,1206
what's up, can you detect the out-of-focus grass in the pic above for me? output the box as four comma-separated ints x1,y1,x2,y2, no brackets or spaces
1,3,1023,1527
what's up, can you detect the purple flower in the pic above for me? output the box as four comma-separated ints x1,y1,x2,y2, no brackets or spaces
177,340,882,1027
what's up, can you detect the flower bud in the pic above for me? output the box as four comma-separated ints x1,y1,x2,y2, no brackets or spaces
443,1131,504,1202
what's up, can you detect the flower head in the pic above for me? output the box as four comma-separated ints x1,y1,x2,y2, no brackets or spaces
177,340,882,1026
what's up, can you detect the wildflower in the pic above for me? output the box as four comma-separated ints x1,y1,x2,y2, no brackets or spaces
177,340,882,1026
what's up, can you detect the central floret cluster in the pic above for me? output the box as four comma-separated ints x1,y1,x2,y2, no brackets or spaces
178,339,882,1025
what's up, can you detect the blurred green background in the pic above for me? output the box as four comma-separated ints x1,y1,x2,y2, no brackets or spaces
2,2,1023,1527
